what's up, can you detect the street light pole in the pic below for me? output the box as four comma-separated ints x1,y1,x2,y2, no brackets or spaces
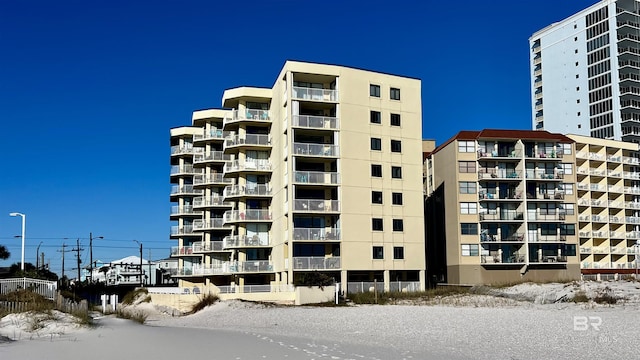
36,241,43,270
89,232,104,283
9,212,26,271
133,240,143,287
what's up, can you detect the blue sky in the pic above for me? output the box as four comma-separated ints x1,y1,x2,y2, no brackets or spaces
0,0,597,274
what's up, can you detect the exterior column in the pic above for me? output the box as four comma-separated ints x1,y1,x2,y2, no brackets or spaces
340,270,348,294
419,270,426,290
383,270,390,292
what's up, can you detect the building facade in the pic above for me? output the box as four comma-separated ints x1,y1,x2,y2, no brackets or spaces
567,134,640,276
170,61,426,294
424,130,581,285
530,0,640,142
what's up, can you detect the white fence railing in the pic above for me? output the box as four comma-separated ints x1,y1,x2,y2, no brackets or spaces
0,278,57,300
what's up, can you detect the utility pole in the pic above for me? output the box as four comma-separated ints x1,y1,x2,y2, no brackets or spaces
148,249,152,286
57,243,71,280
133,240,143,287
72,239,84,283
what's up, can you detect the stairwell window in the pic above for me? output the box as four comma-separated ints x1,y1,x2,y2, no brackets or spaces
391,140,402,153
370,110,381,124
370,84,380,97
390,113,401,126
371,137,382,151
461,244,479,256
390,87,401,100
393,247,404,259
373,246,384,259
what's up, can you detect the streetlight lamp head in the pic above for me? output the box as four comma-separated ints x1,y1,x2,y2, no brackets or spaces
9,212,20,217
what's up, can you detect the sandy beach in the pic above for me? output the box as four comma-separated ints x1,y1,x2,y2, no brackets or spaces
2,282,640,360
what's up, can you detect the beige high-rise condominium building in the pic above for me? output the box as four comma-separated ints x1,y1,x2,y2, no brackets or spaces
424,130,582,285
170,61,426,294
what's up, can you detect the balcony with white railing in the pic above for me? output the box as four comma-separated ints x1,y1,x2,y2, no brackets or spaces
481,254,525,264
193,128,226,142
623,156,640,165
627,231,640,239
170,225,199,237
224,159,272,173
580,247,592,254
292,87,338,102
592,247,609,254
624,186,640,194
292,256,341,270
194,241,225,252
194,151,231,164
193,218,232,231
293,199,340,212
293,171,340,185
478,169,522,180
193,196,234,208
528,213,565,221
186,261,274,275
222,235,270,248
610,246,627,255
223,184,272,198
223,209,272,223
193,173,234,186
171,145,204,156
527,150,563,159
479,212,524,221
170,205,203,217
224,109,271,125
170,165,203,176
477,149,521,159
610,231,624,239
170,185,204,197
626,216,640,224
293,142,339,157
292,115,339,130
224,134,271,148
292,228,340,241
624,171,640,180
607,154,622,162
531,255,568,263
626,201,640,209
609,215,624,223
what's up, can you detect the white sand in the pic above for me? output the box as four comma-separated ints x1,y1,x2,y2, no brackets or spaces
1,281,640,360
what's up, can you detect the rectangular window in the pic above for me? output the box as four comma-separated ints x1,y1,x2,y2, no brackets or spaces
390,113,401,126
461,244,479,256
561,163,573,175
370,110,381,124
370,84,380,97
392,192,403,205
390,87,401,100
372,191,383,204
460,202,478,214
391,140,402,152
459,181,477,194
458,140,476,153
562,204,575,215
393,246,404,259
373,246,384,259
371,164,382,177
371,137,382,151
372,218,383,231
560,224,576,235
461,223,478,235
391,166,402,179
459,161,476,173
393,219,404,231
562,183,574,195
540,224,557,235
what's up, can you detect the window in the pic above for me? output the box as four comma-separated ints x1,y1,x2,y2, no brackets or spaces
390,87,400,100
459,181,477,194
458,141,475,153
392,192,403,205
372,191,383,204
370,84,380,97
460,202,478,214
371,137,382,151
562,183,574,195
370,111,381,124
561,163,573,175
540,224,557,235
391,140,402,152
371,164,382,177
562,204,575,215
461,223,478,235
390,113,401,126
560,224,576,235
459,161,476,173
461,244,479,256
391,166,402,179
561,143,572,155
372,218,383,231
393,219,404,231
393,246,404,259
373,246,384,259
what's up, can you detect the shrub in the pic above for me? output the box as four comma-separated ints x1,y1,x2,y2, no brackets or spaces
593,293,617,304
295,272,335,288
121,288,150,305
115,309,147,324
571,291,589,303
189,293,219,314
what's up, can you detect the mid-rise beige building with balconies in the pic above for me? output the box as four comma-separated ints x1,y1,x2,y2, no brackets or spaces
170,61,426,296
424,130,582,285
567,134,640,278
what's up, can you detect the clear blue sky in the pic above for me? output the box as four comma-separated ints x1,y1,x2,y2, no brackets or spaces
0,0,597,274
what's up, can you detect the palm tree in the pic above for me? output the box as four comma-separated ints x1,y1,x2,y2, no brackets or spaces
0,245,9,260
